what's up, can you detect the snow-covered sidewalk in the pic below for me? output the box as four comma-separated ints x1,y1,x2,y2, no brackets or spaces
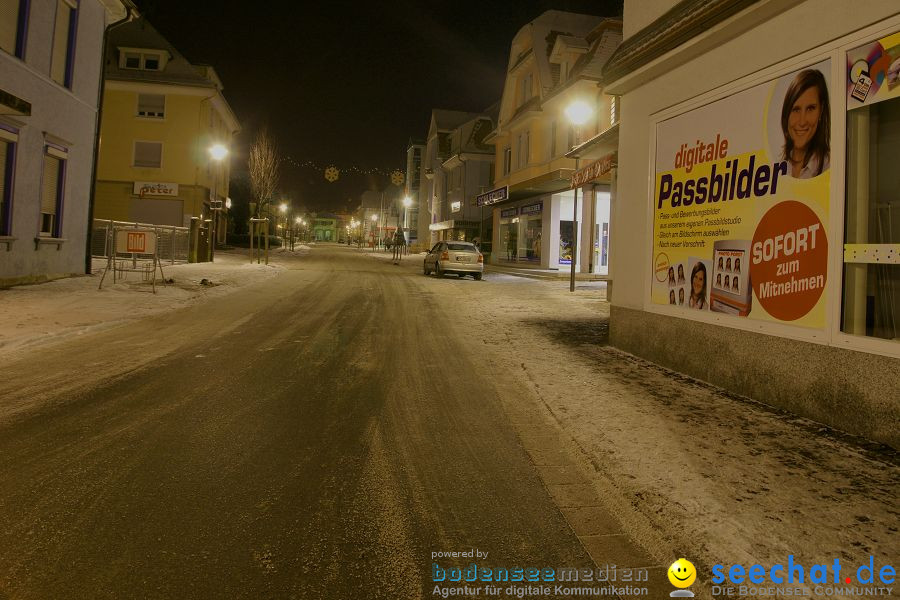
0,249,287,358
372,249,898,598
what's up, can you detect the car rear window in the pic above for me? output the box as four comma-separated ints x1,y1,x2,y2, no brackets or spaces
447,243,475,251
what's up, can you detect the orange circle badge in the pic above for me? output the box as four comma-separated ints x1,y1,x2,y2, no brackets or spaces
749,201,827,321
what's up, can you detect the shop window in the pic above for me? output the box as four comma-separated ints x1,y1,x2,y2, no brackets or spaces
843,94,900,341
50,0,77,88
134,141,162,168
137,93,165,118
40,146,66,237
0,0,28,58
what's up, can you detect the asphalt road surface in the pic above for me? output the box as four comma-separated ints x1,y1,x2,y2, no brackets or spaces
0,245,595,599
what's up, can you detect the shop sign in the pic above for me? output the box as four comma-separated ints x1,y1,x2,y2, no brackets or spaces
520,202,542,215
847,32,900,109
451,201,462,213
134,181,178,197
476,186,508,206
500,207,518,218
651,60,831,328
571,152,616,188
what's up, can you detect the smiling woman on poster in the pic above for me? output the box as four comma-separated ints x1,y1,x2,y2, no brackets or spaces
781,69,831,179
688,262,708,310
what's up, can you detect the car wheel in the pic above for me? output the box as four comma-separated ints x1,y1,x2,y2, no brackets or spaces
457,273,465,278
474,273,483,281
435,261,443,277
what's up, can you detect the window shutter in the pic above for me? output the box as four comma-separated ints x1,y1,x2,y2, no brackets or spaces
134,141,162,167
50,1,71,85
42,155,60,215
137,94,165,117
0,0,20,54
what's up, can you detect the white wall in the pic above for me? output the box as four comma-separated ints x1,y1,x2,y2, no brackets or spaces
0,0,112,283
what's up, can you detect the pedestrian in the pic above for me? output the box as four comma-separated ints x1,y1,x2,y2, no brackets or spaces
392,230,405,263
385,236,392,254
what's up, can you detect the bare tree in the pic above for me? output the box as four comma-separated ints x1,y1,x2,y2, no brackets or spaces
248,127,280,218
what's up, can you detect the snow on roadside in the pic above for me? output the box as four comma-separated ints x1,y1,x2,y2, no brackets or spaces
433,268,898,599
0,249,285,358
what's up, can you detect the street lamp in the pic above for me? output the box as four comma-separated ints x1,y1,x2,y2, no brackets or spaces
371,214,378,248
565,100,593,292
208,143,228,261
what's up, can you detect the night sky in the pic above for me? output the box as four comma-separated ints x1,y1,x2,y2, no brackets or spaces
133,0,624,211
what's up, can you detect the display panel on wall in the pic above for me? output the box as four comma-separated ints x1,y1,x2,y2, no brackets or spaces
651,60,831,328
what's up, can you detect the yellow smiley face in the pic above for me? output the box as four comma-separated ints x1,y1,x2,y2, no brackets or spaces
668,558,697,588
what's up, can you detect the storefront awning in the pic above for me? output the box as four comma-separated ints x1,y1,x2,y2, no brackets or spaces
507,169,573,202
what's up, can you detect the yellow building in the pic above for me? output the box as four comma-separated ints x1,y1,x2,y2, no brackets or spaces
485,11,621,273
94,18,239,235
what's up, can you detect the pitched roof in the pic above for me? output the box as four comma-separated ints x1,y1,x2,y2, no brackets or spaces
105,17,217,88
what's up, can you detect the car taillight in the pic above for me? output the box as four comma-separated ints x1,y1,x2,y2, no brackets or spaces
441,251,449,260
477,254,483,263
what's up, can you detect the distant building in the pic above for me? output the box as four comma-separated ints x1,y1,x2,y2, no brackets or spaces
416,109,484,249
311,213,337,242
430,109,496,246
484,10,621,271
94,17,239,242
0,0,134,286
405,138,424,243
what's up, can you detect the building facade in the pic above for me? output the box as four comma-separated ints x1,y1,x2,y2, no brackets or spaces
429,109,496,247
484,11,621,272
605,0,900,446
404,138,423,245
1,0,131,286
94,18,239,241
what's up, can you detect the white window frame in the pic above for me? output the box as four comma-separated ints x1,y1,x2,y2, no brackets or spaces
118,47,166,71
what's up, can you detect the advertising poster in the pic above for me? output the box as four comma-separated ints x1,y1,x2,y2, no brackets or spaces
651,60,831,327
847,32,900,109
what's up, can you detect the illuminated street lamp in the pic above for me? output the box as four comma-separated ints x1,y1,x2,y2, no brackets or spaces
208,143,229,260
565,100,593,292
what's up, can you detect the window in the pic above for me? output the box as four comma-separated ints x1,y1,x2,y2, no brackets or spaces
0,0,27,57
516,131,530,169
521,73,532,104
120,49,163,71
503,146,511,176
0,127,16,235
842,90,900,342
40,146,66,237
550,120,558,158
134,141,162,168
50,0,77,88
137,93,165,118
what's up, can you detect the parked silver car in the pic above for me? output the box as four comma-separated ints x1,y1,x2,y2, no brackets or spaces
424,241,483,280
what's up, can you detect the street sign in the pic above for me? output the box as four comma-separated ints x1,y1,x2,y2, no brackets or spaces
115,229,157,254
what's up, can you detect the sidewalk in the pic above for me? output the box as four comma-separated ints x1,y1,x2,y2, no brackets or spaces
398,252,898,600
0,249,286,358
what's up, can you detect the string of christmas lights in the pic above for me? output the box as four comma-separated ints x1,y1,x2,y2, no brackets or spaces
282,155,403,179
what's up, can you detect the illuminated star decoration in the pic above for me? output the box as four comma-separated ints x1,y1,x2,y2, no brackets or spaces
324,166,340,183
390,170,404,186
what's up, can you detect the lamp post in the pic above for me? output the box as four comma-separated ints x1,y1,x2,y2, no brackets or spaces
564,100,593,292
371,213,378,249
224,197,232,247
208,143,228,261
279,202,287,250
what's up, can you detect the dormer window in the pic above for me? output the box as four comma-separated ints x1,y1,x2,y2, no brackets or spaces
119,47,167,71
